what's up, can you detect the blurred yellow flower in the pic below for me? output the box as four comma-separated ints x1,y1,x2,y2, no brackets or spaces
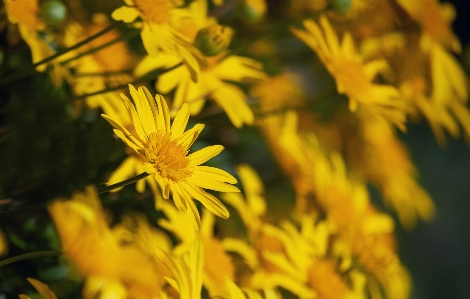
111,0,202,78
0,228,7,256
19,278,58,299
4,0,60,81
292,16,407,130
102,84,239,229
136,52,266,128
395,0,460,52
49,186,161,299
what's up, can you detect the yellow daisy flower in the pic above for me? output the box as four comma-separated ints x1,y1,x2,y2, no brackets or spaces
395,0,460,52
135,53,267,128
133,0,267,128
102,84,239,230
4,0,62,84
292,16,407,130
111,0,202,78
49,186,161,299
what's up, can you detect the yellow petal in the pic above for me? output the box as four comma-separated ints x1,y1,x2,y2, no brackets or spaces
183,182,229,218
171,103,190,139
26,278,58,299
194,166,237,184
188,172,240,193
188,145,224,166
180,124,205,150
111,6,139,23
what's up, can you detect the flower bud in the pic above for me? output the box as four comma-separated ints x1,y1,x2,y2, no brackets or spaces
194,24,234,57
328,0,352,14
41,0,67,26
238,0,267,23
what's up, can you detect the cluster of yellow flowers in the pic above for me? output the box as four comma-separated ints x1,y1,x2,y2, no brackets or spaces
1,0,469,298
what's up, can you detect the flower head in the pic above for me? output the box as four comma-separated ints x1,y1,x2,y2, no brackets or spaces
102,84,239,230
292,16,408,130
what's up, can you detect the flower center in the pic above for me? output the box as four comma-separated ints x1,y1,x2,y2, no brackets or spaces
144,131,192,182
333,59,370,96
133,0,172,24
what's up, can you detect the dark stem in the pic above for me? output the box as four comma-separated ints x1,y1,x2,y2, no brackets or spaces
0,22,124,86
97,172,151,194
0,251,61,268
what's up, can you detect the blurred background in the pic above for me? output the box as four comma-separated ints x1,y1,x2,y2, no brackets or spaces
0,0,470,299
396,1,470,298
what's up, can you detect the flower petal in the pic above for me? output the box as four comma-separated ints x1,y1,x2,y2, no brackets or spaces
111,6,139,23
171,103,190,139
194,166,237,184
180,124,205,150
188,145,224,166
183,182,229,219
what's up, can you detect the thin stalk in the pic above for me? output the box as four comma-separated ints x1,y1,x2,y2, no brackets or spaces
0,22,124,86
0,173,151,217
71,63,182,99
0,251,61,268
73,70,133,77
61,29,139,66
97,172,150,194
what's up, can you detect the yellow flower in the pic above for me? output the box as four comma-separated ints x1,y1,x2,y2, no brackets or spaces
63,16,136,109
111,0,202,78
292,16,407,130
0,228,7,256
19,278,58,299
4,0,59,76
158,202,235,296
395,0,460,52
102,84,239,229
49,186,161,299
133,0,267,128
135,53,267,128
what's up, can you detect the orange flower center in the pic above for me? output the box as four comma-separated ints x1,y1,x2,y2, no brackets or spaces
333,59,370,96
144,131,192,182
307,260,347,299
133,0,173,24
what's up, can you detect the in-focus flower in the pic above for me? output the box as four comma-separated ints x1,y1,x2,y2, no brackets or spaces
292,16,408,130
102,84,239,229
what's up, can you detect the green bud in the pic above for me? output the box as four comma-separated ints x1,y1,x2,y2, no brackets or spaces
194,24,234,56
238,0,267,23
328,0,352,14
41,0,67,26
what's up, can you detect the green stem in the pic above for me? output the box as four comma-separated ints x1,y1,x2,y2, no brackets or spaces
0,202,48,217
0,22,124,86
61,29,139,66
0,173,151,217
73,70,133,77
0,251,61,268
71,63,182,100
98,172,151,194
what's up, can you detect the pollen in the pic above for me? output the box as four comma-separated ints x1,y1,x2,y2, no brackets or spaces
144,131,193,182
133,0,172,24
